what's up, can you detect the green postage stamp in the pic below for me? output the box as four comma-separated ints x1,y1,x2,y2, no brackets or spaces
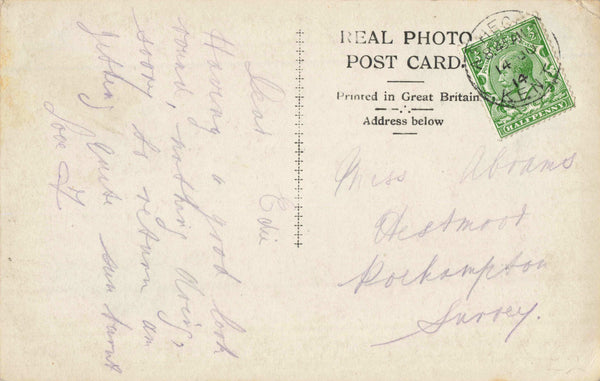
463,17,574,138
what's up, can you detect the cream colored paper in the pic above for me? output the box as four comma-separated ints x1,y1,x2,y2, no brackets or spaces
1,1,599,380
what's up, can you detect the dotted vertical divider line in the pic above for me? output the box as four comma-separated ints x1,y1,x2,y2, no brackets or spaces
294,30,304,248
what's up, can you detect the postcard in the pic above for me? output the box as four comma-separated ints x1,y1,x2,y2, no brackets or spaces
1,1,599,380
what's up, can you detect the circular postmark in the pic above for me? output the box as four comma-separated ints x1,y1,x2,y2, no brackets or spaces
463,10,563,109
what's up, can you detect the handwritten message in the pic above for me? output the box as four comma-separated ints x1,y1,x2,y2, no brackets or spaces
44,11,285,374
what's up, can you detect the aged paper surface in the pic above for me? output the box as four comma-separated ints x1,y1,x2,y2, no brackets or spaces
1,0,599,380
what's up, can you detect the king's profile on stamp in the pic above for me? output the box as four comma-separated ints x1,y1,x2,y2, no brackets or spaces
497,49,539,103
463,17,574,138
